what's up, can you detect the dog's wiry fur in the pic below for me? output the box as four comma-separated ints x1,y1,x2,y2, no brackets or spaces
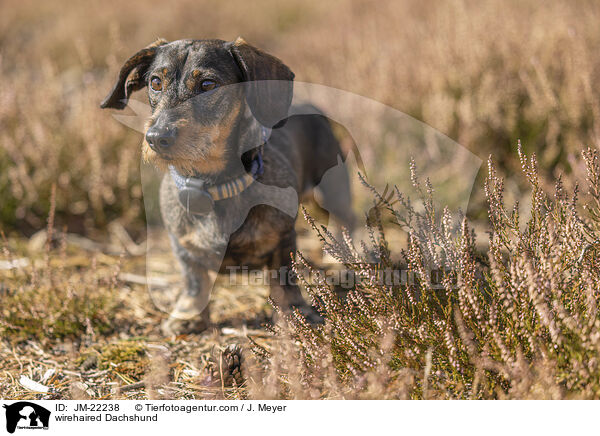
102,38,354,334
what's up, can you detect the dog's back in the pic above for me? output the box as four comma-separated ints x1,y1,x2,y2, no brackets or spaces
274,106,356,231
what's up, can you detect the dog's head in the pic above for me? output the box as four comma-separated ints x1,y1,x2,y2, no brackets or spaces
101,38,294,176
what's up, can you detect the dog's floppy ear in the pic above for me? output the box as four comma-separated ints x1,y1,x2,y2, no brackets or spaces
100,39,168,109
229,37,294,128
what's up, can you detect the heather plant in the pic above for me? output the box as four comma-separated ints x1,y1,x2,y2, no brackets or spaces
251,146,600,399
2,145,600,400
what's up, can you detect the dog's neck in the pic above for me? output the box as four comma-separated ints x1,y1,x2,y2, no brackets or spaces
168,111,271,216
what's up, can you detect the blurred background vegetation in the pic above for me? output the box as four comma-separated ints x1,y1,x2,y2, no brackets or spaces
1,0,600,236
3,0,600,400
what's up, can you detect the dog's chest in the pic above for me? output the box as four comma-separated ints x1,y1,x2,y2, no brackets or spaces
160,175,291,270
172,207,285,270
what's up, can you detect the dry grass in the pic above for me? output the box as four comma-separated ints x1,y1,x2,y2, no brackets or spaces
0,228,273,399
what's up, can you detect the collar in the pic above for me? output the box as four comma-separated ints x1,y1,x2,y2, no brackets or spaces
169,126,270,215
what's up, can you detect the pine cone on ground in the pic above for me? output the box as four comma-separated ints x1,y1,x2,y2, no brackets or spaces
209,344,245,387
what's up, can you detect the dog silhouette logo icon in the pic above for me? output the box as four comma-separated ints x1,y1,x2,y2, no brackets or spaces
2,402,50,433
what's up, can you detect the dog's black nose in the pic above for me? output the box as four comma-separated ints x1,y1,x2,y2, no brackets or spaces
146,126,176,151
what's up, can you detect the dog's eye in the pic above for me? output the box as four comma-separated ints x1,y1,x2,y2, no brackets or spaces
150,77,162,92
200,80,217,92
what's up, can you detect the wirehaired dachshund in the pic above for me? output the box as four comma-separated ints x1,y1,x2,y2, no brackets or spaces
101,37,355,334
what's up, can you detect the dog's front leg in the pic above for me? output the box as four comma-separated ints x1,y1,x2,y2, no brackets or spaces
161,239,216,335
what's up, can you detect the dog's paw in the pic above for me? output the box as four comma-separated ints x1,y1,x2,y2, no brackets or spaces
160,316,210,336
